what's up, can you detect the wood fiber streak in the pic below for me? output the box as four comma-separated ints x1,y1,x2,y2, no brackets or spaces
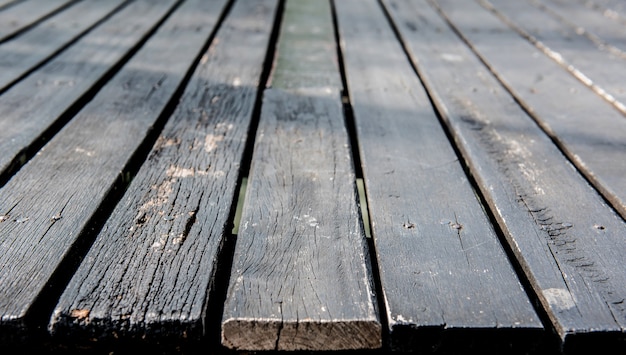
0,0,126,92
0,0,178,180
50,0,278,341
336,0,540,352
0,0,222,333
0,0,74,42
434,0,626,226
222,0,380,351
483,0,626,115
424,0,626,344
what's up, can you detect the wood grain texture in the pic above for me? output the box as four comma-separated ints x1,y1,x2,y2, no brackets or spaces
482,0,626,116
433,0,626,225
0,0,126,92
0,0,177,183
222,0,380,351
0,0,74,43
49,0,278,342
427,0,626,348
336,0,541,352
0,0,224,336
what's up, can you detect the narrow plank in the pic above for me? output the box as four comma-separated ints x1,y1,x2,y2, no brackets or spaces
428,0,626,348
221,0,380,351
0,0,127,92
433,0,626,225
336,0,541,352
0,0,74,43
0,0,178,184
0,0,227,338
482,0,626,116
538,0,626,56
49,0,278,343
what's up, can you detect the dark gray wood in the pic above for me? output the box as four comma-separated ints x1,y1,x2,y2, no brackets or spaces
482,0,626,117
221,0,380,351
0,0,177,183
0,0,226,336
434,0,626,225
0,0,74,43
425,0,626,347
0,0,126,92
49,0,278,342
538,0,626,57
336,0,541,352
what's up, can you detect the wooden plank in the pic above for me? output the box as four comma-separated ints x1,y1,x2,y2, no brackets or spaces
335,0,541,352
576,0,626,24
49,0,278,343
0,0,177,185
0,0,126,92
0,0,227,339
428,0,626,349
221,0,380,351
0,0,75,43
537,0,626,56
433,0,626,225
482,0,626,116
0,0,19,11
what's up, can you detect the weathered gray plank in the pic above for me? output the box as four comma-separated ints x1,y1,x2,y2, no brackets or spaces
49,0,278,343
0,0,226,338
538,0,626,57
221,0,380,351
0,0,75,43
0,0,177,184
336,0,541,352
0,0,126,92
430,0,626,348
576,0,626,24
434,0,626,225
482,0,626,116
0,0,18,11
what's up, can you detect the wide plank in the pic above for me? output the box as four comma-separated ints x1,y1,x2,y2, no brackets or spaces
0,0,226,340
221,0,380,351
427,0,626,349
482,0,626,116
0,0,177,185
0,0,74,43
336,0,541,352
434,0,626,223
0,0,126,92
49,0,278,344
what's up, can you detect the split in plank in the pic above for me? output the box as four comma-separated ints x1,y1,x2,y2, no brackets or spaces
0,0,178,185
336,0,541,352
0,0,227,339
433,0,626,226
0,0,126,92
0,0,75,43
222,0,380,351
50,0,279,343
416,0,626,349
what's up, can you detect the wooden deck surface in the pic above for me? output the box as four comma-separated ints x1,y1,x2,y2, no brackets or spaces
0,0,625,354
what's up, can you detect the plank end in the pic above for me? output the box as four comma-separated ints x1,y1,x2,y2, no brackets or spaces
222,318,381,351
